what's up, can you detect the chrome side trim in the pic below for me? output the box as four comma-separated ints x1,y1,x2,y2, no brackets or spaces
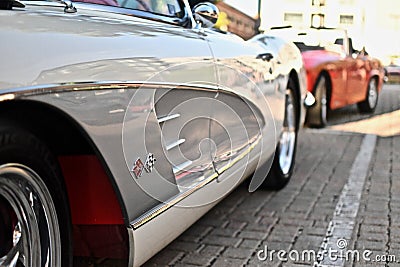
157,113,181,123
216,136,261,175
130,137,260,229
130,171,218,229
0,81,219,98
172,160,193,174
165,138,186,151
127,226,134,267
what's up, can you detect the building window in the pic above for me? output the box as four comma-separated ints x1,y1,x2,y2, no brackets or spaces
312,0,325,6
284,13,303,23
340,15,354,24
311,13,325,27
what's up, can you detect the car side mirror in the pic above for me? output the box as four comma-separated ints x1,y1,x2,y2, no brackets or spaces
192,2,219,28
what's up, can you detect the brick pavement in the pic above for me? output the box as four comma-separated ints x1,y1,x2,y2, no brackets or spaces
350,134,400,267
144,131,364,267
144,84,400,267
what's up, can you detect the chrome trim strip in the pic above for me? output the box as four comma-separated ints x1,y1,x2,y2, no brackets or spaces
127,226,134,267
216,136,261,174
166,138,186,151
0,81,219,98
157,113,181,123
130,137,260,229
131,171,218,229
172,160,193,174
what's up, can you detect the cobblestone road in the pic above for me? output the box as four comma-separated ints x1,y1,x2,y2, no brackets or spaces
145,84,400,267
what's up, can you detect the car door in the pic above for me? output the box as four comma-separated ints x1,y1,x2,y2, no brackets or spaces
345,38,368,104
204,31,282,185
118,0,219,203
41,0,220,222
333,34,365,106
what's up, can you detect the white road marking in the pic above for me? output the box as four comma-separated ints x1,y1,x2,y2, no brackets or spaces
305,128,361,136
315,134,377,267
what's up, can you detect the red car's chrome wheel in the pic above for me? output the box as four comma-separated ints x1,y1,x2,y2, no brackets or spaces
358,78,378,113
306,74,329,128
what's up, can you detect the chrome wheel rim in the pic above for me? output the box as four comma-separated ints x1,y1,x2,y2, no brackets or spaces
279,89,296,175
368,79,378,108
0,164,61,267
318,77,328,125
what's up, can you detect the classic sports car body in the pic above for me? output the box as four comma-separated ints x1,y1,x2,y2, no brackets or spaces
0,1,308,266
254,27,385,127
384,64,400,83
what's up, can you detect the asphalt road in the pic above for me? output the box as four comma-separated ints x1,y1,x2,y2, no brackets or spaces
145,83,400,267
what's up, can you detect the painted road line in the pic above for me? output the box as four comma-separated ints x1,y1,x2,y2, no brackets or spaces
315,134,377,267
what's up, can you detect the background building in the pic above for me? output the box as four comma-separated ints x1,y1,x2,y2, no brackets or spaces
215,1,258,40
259,0,400,64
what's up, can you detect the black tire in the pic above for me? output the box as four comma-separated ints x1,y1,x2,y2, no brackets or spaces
306,74,329,128
357,78,378,113
0,125,72,267
262,80,298,190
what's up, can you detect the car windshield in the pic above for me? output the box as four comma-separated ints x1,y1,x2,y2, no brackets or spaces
59,0,183,17
269,28,347,54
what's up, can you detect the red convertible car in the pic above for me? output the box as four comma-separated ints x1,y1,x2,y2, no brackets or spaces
252,27,385,127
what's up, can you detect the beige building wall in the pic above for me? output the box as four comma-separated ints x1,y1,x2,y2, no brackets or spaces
260,0,400,63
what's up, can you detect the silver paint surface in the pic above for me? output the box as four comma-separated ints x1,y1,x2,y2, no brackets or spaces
0,2,307,265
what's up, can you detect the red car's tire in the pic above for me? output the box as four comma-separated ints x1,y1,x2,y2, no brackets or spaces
357,78,379,113
306,74,329,128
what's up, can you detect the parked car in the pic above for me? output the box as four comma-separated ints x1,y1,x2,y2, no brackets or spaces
253,27,385,127
0,1,308,266
384,64,400,83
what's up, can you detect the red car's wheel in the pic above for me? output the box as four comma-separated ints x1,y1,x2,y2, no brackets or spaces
306,74,329,128
357,78,378,113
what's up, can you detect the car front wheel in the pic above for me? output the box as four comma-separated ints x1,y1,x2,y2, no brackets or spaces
0,126,71,267
262,80,298,190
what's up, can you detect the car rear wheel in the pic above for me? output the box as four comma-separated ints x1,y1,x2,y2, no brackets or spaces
0,126,72,267
262,80,298,190
357,78,378,113
306,74,329,128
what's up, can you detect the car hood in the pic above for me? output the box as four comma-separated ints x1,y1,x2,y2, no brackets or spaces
0,2,195,90
300,50,344,68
